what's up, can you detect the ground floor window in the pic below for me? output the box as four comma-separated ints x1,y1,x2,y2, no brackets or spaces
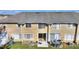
24,34,33,39
64,34,74,41
13,34,33,39
19,34,22,39
77,34,79,40
38,33,46,41
50,33,60,40
12,34,20,39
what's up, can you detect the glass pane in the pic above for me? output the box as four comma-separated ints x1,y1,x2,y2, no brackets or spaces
24,34,33,39
13,34,19,39
26,24,31,27
38,24,46,29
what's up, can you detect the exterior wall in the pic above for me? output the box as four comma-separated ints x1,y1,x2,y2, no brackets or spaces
6,24,18,34
37,24,48,41
0,24,48,42
0,24,18,34
21,24,48,42
0,23,78,43
21,24,38,42
60,24,75,42
1,24,20,42
50,24,75,43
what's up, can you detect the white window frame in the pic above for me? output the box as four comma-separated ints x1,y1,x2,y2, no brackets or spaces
12,34,20,39
25,24,31,28
51,24,60,30
77,34,79,40
24,33,33,39
38,24,46,29
64,34,74,41
50,33,60,40
67,24,74,29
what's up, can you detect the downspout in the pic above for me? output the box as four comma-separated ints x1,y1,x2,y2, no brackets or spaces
47,24,50,43
73,24,78,44
18,24,22,40
47,24,49,42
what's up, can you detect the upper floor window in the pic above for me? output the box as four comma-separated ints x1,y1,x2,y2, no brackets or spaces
51,24,60,30
77,34,79,40
38,24,46,29
26,23,31,28
67,24,74,29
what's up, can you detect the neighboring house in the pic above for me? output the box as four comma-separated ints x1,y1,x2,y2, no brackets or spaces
0,12,79,44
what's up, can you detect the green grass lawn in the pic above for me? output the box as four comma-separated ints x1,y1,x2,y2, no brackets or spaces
10,42,79,49
66,45,79,49
11,42,53,49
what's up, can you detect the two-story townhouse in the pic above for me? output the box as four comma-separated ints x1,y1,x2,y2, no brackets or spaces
0,12,79,46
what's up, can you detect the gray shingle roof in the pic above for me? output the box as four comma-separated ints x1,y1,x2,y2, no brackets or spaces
0,12,79,24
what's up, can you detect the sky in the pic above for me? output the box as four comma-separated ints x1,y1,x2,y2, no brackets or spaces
0,10,79,15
